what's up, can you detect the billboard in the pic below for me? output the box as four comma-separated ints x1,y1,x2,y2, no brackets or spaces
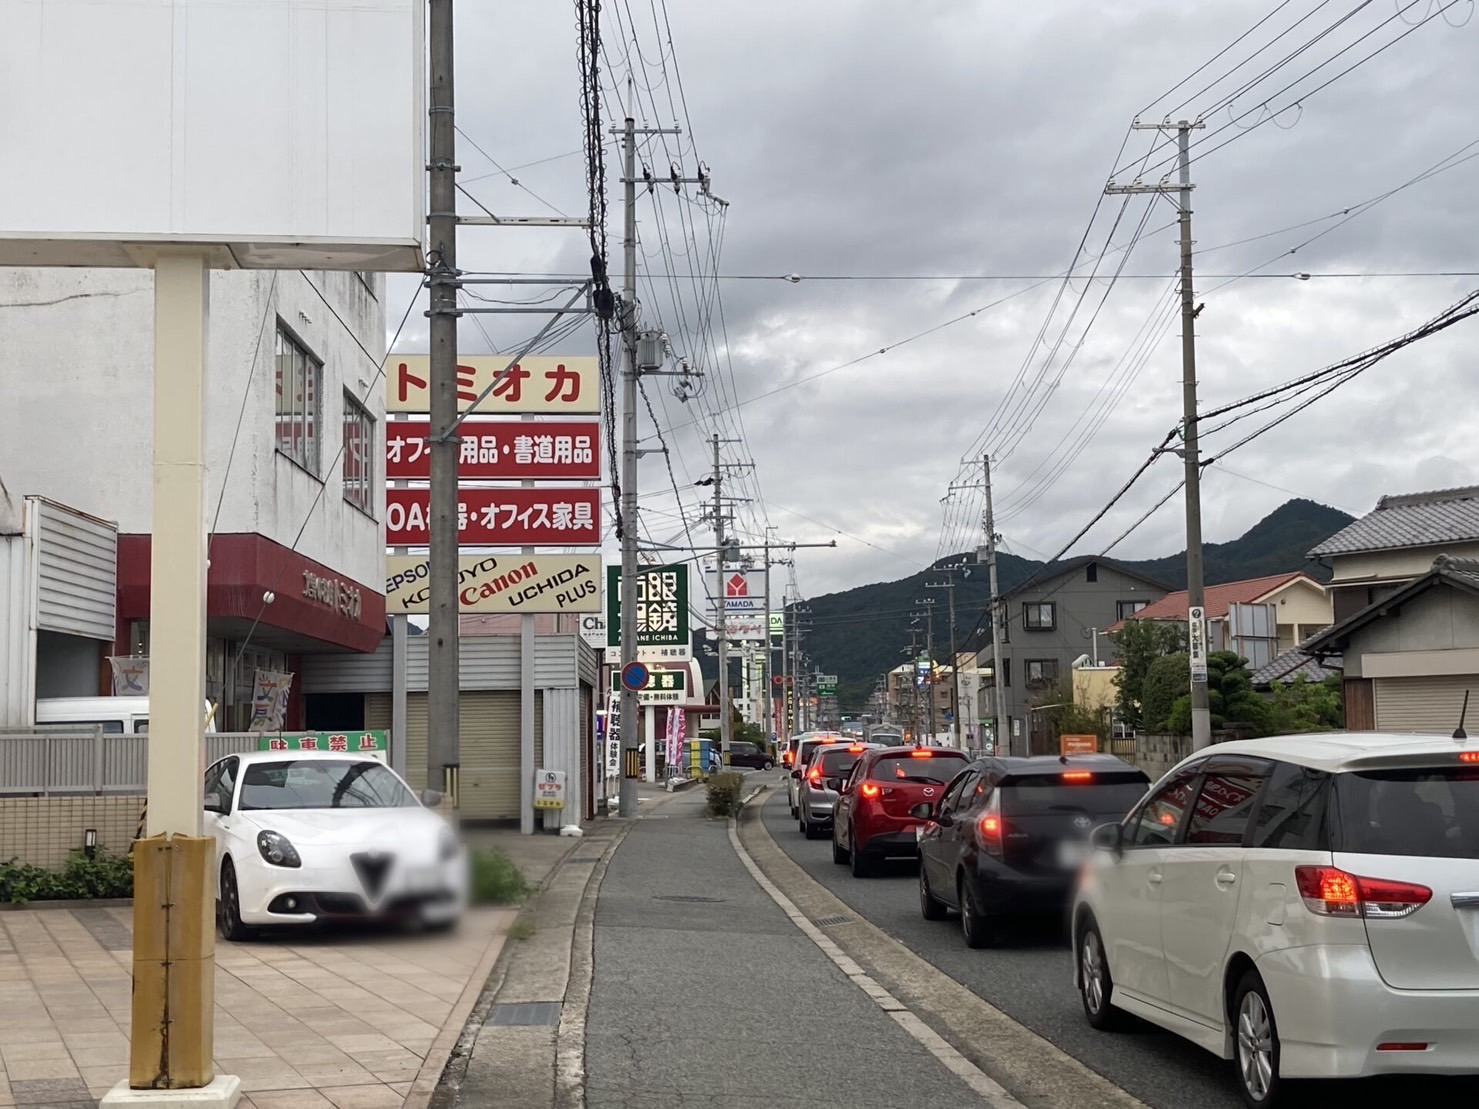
385,488,602,546
386,356,600,415
606,565,688,647
720,570,766,614
386,420,600,481
0,0,423,271
610,668,688,705
725,616,768,641
385,554,600,614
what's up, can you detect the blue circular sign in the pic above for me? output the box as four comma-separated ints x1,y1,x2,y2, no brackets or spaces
620,661,651,691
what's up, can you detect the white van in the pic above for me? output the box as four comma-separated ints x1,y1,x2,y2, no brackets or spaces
34,696,217,734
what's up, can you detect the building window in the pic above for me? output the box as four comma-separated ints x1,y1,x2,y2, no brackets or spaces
275,325,322,474
1025,659,1059,687
1022,602,1056,631
1117,599,1149,621
1086,562,1098,583
342,392,375,515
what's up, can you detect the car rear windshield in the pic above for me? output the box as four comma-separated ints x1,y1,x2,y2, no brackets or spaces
870,752,968,784
1001,771,1150,817
1336,767,1479,859
815,749,863,776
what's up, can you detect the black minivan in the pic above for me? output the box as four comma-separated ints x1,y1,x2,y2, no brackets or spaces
915,754,1150,947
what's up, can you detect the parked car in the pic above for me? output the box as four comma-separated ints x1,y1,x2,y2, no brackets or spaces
799,742,880,838
787,732,848,816
727,740,775,770
916,754,1150,947
831,745,971,876
1072,733,1479,1107
202,750,467,940
35,695,218,734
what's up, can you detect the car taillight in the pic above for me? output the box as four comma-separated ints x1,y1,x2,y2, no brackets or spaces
1460,752,1479,764
909,749,933,758
860,782,881,799
807,766,822,782
848,744,865,753
1294,866,1432,920
1062,771,1092,782
977,795,1003,858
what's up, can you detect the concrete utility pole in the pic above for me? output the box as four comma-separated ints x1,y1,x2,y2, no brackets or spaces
927,567,963,748
712,432,732,766
981,454,1008,755
914,598,937,740
1108,118,1211,751
426,0,459,799
616,112,642,819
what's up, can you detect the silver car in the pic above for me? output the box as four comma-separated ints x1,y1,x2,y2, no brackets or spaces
787,733,848,816
799,742,880,838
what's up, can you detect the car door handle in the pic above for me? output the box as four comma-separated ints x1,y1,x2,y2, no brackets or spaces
1452,892,1479,909
1216,869,1238,887
1147,870,1162,886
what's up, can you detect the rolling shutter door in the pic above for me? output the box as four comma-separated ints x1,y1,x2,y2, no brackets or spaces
459,692,542,820
1373,675,1479,733
365,692,428,789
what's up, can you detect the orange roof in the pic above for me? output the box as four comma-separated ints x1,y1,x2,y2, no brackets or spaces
1109,572,1315,631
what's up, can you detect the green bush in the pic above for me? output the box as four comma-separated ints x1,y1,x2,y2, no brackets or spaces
1141,652,1190,732
0,849,134,905
706,770,745,818
470,848,532,906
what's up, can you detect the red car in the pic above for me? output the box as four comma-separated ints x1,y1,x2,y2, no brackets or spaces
831,745,971,877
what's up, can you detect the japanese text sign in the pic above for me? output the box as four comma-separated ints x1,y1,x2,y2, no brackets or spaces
1188,605,1208,681
386,554,601,614
533,769,566,810
718,570,766,614
258,731,389,764
386,355,599,414
606,564,689,647
385,419,601,481
610,668,687,705
385,488,602,546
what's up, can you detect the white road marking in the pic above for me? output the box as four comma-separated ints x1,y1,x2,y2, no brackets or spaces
727,815,1028,1109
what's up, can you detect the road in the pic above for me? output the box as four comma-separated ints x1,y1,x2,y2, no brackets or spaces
757,778,1479,1109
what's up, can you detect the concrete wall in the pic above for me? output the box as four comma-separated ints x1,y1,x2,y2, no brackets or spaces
0,794,141,870
1329,544,1479,585
0,267,386,589
1073,665,1120,712
1340,585,1479,678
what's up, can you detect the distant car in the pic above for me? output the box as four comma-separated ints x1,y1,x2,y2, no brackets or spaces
727,740,774,770
1073,733,1479,1107
787,732,849,816
831,745,971,877
916,754,1150,948
203,751,467,940
799,742,881,838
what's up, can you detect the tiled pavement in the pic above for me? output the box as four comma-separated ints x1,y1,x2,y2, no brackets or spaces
0,905,516,1109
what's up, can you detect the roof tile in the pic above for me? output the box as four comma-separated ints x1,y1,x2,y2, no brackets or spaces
1309,486,1479,557
1112,572,1311,628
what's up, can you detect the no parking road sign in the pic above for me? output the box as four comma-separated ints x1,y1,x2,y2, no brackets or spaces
620,661,651,691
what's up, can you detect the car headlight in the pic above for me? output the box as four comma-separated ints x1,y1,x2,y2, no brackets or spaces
256,830,302,868
438,826,459,862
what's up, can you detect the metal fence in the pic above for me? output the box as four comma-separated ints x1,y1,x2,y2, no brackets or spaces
0,729,261,796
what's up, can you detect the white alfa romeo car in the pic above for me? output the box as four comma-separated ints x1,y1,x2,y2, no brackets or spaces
203,750,468,939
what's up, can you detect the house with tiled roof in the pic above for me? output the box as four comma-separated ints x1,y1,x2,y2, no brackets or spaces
1108,571,1332,667
1309,485,1479,624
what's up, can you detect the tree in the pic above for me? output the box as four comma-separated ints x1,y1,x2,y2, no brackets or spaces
1141,653,1189,733
1031,680,1109,742
1268,674,1343,733
1165,651,1273,736
1113,620,1185,729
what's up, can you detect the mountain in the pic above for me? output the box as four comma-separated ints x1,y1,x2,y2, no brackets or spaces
802,498,1355,711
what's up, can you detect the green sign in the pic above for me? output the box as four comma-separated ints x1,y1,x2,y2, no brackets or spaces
610,668,688,704
817,682,838,698
769,612,785,640
257,730,389,761
606,564,689,647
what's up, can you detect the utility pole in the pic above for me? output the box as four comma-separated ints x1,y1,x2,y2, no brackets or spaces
711,433,732,766
914,598,937,741
981,454,1008,756
1108,118,1211,751
426,0,459,799
927,567,963,748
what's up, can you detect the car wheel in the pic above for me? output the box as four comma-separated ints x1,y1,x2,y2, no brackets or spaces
831,834,850,865
217,858,255,943
1233,970,1281,1108
804,819,823,840
1077,917,1127,1031
958,874,994,949
850,839,874,878
763,759,774,770
919,864,948,921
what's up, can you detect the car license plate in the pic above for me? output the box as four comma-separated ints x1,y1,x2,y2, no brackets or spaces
1058,840,1090,869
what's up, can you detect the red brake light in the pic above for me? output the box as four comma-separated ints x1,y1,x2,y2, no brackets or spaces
977,794,1004,857
1460,752,1479,764
860,782,881,799
909,750,933,758
979,814,1000,836
807,766,821,782
1294,866,1432,919
1062,771,1093,782
848,744,865,753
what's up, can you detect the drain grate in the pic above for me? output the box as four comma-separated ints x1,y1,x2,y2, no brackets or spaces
652,894,725,903
814,915,851,927
487,1001,563,1027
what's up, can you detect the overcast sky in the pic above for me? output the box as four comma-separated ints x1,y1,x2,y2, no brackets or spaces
388,0,1479,607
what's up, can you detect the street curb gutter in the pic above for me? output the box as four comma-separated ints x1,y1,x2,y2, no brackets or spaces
733,786,1148,1109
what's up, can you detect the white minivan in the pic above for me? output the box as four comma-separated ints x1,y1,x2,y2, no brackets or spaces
34,696,217,734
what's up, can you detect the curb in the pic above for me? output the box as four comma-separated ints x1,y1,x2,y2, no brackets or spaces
0,897,133,912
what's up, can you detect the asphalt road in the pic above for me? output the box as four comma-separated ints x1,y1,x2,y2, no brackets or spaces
758,779,1479,1109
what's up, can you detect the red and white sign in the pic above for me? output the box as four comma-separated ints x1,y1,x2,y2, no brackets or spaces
385,488,602,546
386,356,600,414
726,573,749,597
385,420,601,481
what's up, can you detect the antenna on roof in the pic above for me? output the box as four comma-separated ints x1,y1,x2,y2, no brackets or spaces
1455,690,1470,743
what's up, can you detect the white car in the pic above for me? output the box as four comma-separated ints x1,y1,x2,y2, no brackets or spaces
203,750,468,939
1071,732,1479,1106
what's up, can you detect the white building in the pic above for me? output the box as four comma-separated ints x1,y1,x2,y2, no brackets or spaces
0,266,387,729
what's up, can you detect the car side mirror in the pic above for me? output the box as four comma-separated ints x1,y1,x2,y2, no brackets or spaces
1091,822,1124,857
827,777,843,792
908,801,934,820
790,768,801,779
420,788,444,807
203,792,225,814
